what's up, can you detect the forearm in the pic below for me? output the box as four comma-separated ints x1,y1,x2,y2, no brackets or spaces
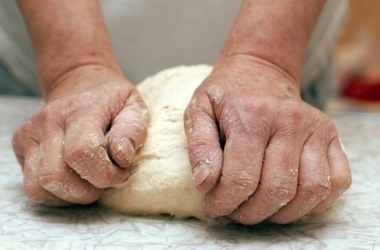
17,0,121,96
217,0,325,84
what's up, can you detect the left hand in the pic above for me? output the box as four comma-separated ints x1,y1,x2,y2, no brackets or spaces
184,55,351,225
12,66,148,206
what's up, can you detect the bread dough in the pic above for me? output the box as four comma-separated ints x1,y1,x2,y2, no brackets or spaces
100,65,214,222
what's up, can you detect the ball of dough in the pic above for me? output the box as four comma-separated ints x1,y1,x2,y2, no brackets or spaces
100,65,217,222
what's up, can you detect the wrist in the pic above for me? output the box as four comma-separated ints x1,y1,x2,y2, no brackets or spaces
216,48,302,85
17,0,121,98
214,53,300,91
43,64,126,103
216,0,325,85
37,48,122,94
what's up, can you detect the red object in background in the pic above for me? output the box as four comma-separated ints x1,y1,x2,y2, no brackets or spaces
342,75,380,101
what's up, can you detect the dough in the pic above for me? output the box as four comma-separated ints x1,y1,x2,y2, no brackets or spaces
100,65,215,222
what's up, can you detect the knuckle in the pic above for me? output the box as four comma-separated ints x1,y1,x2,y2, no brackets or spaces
310,112,334,134
184,99,213,131
65,142,125,188
224,96,269,117
224,171,258,196
37,105,59,124
188,137,216,154
24,183,43,202
185,139,220,174
279,105,306,134
261,179,296,205
282,103,305,122
186,92,207,113
321,117,338,136
206,84,224,105
221,97,270,134
335,170,352,194
325,118,336,130
64,144,83,166
129,89,147,107
39,174,62,191
114,106,149,130
65,144,105,182
305,178,331,200
39,170,56,183
243,97,270,117
64,142,95,168
19,121,38,142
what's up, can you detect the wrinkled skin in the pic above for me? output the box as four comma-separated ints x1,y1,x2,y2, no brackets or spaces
184,55,352,225
12,66,148,206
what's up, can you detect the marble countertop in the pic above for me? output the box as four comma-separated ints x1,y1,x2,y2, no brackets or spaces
1,96,379,249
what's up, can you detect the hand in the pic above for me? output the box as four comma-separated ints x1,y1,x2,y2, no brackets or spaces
12,66,148,206
184,55,352,224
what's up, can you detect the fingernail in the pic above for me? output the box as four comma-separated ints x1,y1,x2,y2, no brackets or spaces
192,163,211,186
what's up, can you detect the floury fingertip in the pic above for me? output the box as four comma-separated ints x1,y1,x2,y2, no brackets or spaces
192,162,211,186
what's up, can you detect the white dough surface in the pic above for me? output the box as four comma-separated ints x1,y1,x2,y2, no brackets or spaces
100,65,215,222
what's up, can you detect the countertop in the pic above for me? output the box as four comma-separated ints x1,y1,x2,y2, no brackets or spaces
1,96,379,249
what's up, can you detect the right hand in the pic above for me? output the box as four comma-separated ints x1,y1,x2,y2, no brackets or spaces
184,56,351,224
12,66,148,206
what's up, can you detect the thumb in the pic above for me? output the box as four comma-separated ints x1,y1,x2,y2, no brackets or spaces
107,90,149,168
184,94,223,193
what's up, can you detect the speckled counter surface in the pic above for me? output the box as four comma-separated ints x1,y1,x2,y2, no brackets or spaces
1,96,379,250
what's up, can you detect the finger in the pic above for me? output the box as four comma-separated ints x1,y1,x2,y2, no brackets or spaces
203,102,271,218
184,94,223,193
64,108,130,188
107,91,149,168
38,127,103,204
230,133,301,225
23,139,70,206
269,129,331,224
12,121,36,167
12,127,27,167
309,137,352,214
